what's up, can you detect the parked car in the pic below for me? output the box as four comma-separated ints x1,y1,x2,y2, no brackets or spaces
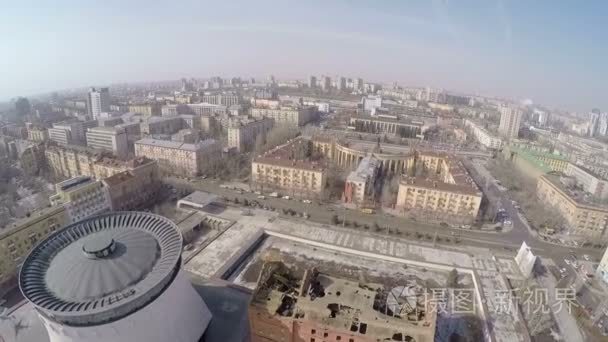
302,199,312,204
282,196,291,200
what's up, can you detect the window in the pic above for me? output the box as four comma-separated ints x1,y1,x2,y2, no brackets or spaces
311,329,316,334
336,336,341,341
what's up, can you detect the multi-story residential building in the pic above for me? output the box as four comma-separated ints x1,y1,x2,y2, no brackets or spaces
589,109,601,137
308,75,317,88
464,119,503,149
498,105,522,139
537,174,608,238
128,103,162,117
343,156,379,205
249,261,436,342
27,127,49,142
86,126,129,158
0,205,68,292
134,138,220,177
49,176,111,223
565,163,608,200
250,106,314,126
336,76,346,90
101,159,160,211
321,75,331,90
45,144,153,180
200,92,241,106
187,103,227,116
349,115,422,138
251,138,327,198
227,117,274,152
396,154,482,223
86,87,110,119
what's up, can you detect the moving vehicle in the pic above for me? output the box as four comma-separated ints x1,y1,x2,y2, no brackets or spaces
360,208,375,214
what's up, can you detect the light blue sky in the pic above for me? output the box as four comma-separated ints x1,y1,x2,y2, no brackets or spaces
1,0,606,112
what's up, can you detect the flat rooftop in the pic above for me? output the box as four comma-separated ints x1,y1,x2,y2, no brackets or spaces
253,138,327,171
542,174,608,209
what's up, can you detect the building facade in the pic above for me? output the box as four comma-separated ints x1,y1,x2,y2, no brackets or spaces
464,119,504,149
349,115,422,138
49,176,111,223
87,87,110,119
250,106,314,126
128,103,162,117
537,174,608,238
86,126,129,158
0,205,68,292
565,163,608,200
396,154,482,223
27,127,49,142
227,117,274,152
498,105,522,139
251,139,327,198
343,156,380,205
102,160,160,211
134,138,220,177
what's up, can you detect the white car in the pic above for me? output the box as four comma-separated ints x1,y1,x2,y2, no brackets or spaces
504,220,512,225
282,196,291,200
564,259,571,265
584,254,590,261
302,200,312,204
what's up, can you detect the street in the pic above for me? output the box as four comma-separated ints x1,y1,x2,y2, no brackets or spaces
164,175,604,265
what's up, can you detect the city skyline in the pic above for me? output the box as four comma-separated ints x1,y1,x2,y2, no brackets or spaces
2,0,607,112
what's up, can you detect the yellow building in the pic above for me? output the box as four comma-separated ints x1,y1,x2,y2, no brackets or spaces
134,138,220,177
50,176,111,223
128,103,162,117
0,205,68,291
250,106,314,126
537,174,608,238
102,159,160,211
396,154,482,223
45,144,152,180
252,139,327,198
27,127,49,142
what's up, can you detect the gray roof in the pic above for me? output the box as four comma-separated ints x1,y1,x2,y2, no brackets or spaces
19,212,183,326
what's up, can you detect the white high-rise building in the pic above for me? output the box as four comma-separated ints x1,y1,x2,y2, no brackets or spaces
498,105,522,139
589,109,601,137
87,87,110,119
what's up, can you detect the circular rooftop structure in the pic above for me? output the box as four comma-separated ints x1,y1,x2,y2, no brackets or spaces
19,212,183,327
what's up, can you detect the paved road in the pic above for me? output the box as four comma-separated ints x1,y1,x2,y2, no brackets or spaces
165,176,604,263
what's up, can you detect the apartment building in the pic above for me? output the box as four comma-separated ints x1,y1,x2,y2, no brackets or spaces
200,92,241,106
128,103,162,117
27,127,49,142
227,117,274,152
343,156,380,204
0,205,68,292
498,105,522,139
396,154,482,223
49,121,90,145
537,174,608,238
464,119,503,149
134,138,220,177
251,139,327,198
102,159,160,211
565,163,608,199
86,87,110,119
86,126,129,158
45,144,153,180
49,176,111,223
250,106,315,126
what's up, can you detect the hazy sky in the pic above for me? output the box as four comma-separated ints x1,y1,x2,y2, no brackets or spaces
1,0,606,111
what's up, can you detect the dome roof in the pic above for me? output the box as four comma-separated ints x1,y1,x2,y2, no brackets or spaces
19,212,183,326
